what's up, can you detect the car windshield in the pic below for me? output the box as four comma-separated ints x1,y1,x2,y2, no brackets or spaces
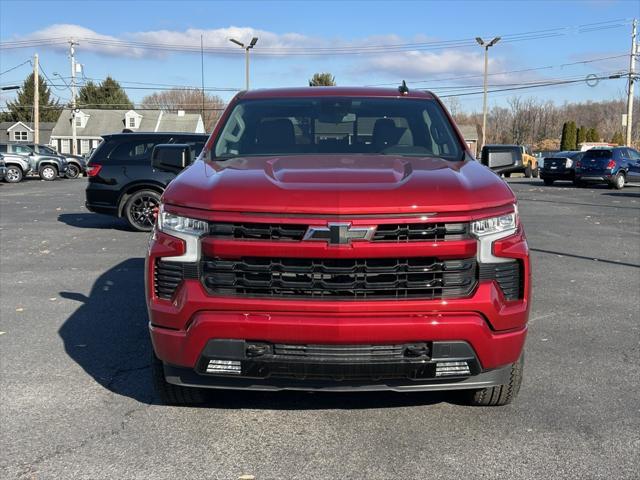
212,97,463,161
40,145,57,155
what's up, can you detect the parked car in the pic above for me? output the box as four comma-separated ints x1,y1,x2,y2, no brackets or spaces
0,156,6,182
147,86,531,406
540,150,584,185
23,143,86,179
575,147,640,189
480,144,539,178
0,152,33,183
0,143,68,181
85,132,207,231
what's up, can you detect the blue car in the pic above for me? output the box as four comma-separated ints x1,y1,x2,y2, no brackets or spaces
575,147,640,189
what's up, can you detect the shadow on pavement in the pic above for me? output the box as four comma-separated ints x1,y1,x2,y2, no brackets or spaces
58,212,131,231
57,258,462,409
601,191,640,198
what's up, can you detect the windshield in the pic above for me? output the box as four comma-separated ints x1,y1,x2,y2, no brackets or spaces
40,145,57,155
212,97,463,160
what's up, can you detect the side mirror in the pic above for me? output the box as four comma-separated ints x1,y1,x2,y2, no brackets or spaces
151,144,192,173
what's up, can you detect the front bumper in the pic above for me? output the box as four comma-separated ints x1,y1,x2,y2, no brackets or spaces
163,361,513,392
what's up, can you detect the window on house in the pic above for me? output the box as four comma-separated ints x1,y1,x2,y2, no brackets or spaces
61,139,70,154
13,131,28,141
81,139,90,153
128,117,136,128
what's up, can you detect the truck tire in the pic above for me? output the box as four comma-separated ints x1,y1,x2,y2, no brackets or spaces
4,166,23,183
532,166,539,178
65,163,81,179
39,164,58,181
123,189,161,232
151,352,207,406
524,165,533,178
467,354,523,406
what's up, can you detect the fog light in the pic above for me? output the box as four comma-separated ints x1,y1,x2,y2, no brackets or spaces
206,359,242,375
435,361,471,377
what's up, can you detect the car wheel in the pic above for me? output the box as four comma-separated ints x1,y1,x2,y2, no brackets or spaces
39,165,58,181
4,166,23,183
124,189,161,232
611,172,625,190
65,163,80,179
532,167,540,178
151,351,206,406
466,354,524,406
524,165,532,178
543,178,554,186
573,179,585,187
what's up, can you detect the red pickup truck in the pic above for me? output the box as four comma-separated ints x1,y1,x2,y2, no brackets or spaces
146,86,530,406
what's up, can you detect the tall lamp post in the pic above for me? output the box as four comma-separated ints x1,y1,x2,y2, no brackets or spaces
229,37,259,90
476,36,501,149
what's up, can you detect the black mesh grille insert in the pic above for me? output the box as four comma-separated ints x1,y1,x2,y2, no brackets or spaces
208,222,468,242
201,257,477,299
479,261,522,300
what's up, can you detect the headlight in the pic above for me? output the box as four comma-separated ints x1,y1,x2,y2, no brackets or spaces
471,210,517,237
158,206,208,236
565,159,573,168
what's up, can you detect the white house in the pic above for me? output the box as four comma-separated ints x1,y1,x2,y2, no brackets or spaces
50,109,206,154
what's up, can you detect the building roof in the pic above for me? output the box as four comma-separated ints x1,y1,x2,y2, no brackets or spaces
241,86,436,100
458,124,478,141
0,121,56,144
51,109,204,138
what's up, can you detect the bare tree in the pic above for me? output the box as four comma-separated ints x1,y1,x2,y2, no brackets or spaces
141,88,225,132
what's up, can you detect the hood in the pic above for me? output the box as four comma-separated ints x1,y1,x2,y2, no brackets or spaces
163,155,516,215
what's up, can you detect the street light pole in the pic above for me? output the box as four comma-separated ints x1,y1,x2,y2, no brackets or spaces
230,37,258,90
476,36,501,149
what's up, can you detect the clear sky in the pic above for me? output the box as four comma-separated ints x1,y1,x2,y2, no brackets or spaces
0,0,638,113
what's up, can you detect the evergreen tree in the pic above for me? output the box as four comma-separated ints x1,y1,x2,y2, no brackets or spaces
5,73,61,122
586,127,600,142
560,122,570,150
561,121,577,150
309,73,336,86
610,131,624,145
77,76,133,109
576,125,586,148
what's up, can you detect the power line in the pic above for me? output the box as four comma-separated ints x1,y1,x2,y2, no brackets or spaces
0,59,32,76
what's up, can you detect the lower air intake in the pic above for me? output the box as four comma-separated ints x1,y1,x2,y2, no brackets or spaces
435,361,471,377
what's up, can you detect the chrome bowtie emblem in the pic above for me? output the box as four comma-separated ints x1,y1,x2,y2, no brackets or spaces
303,223,376,245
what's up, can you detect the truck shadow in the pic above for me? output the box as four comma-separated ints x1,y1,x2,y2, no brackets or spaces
58,212,132,231
58,258,464,410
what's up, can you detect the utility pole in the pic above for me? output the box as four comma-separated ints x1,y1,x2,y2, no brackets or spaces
476,36,501,150
33,53,39,144
625,19,637,147
69,40,78,155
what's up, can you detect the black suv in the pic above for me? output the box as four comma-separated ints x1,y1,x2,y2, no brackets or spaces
85,132,207,231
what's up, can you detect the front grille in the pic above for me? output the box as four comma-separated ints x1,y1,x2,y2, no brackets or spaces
479,261,522,300
208,221,469,242
201,257,477,299
272,343,429,362
373,223,467,241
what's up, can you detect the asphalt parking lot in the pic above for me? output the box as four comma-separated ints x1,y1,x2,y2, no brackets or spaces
1,176,639,480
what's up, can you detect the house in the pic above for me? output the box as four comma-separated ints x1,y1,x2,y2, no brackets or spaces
458,124,479,157
50,109,206,155
0,121,55,144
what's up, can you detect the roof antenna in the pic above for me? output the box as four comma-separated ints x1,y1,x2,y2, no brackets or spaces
398,80,409,95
